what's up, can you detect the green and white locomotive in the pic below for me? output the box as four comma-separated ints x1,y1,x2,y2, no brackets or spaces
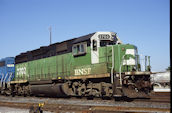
10,31,152,98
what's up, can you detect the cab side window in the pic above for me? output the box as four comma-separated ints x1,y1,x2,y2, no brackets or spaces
92,40,97,51
72,42,87,56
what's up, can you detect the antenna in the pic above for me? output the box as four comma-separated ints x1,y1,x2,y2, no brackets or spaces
49,26,52,45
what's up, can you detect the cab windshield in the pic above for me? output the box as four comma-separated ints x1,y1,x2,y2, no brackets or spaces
100,40,116,47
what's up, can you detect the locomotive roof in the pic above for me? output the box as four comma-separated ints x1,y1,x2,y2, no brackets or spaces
15,31,121,64
15,32,97,64
72,32,95,44
18,32,96,55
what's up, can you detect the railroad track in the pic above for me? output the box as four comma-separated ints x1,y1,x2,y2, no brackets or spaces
129,92,170,104
0,93,170,113
0,101,170,113
149,92,170,103
0,92,170,103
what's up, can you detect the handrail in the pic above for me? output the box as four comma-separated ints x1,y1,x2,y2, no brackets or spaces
111,45,114,84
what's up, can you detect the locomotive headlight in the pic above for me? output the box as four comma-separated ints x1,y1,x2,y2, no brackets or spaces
58,77,62,79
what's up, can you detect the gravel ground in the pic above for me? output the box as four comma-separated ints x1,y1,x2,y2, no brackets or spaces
0,106,53,113
0,95,170,109
0,107,29,113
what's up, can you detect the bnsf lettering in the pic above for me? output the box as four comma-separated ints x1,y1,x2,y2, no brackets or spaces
74,68,91,76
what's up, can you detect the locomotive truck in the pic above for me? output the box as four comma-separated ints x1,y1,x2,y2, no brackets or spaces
0,32,152,98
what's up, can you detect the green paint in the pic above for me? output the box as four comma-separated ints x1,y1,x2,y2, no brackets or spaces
14,44,137,81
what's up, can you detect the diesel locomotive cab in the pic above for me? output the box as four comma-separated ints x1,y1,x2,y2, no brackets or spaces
90,32,152,98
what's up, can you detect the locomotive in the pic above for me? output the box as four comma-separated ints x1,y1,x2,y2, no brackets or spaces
0,32,152,98
0,57,15,95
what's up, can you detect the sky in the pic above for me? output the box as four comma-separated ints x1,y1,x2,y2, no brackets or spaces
0,0,170,72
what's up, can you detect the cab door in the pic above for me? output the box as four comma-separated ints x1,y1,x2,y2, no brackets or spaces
91,39,99,64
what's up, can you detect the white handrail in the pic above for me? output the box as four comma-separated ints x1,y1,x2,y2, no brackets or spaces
119,54,126,86
111,45,114,84
0,73,4,87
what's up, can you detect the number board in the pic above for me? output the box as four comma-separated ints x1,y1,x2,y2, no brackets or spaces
98,34,111,40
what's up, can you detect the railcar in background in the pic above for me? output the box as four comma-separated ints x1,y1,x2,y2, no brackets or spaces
151,71,170,92
0,57,15,95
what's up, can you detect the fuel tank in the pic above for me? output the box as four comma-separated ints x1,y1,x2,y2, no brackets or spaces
30,83,68,97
